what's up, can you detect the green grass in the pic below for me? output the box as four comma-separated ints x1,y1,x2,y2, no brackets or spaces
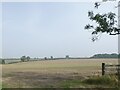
0,83,2,89
2,83,7,88
59,80,83,88
82,75,119,88
58,75,119,88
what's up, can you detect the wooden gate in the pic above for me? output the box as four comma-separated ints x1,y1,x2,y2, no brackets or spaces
102,63,120,75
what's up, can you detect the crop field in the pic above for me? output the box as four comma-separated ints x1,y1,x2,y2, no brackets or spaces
2,59,118,88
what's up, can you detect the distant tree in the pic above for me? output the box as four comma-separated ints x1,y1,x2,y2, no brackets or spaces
2,59,5,64
50,56,53,60
119,54,120,58
21,56,26,62
66,55,69,59
91,53,119,58
44,57,47,60
26,56,30,61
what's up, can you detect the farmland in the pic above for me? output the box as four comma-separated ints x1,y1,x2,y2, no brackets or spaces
2,58,119,88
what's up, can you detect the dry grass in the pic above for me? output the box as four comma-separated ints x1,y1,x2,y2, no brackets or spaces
2,58,118,88
2,59,118,73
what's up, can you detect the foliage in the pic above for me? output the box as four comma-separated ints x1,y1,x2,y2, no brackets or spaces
66,55,70,59
85,2,120,41
91,53,119,58
21,56,26,62
26,56,30,61
21,56,30,62
44,57,47,60
2,59,5,64
50,56,53,60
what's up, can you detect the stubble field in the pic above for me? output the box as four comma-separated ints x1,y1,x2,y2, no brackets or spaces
2,58,118,88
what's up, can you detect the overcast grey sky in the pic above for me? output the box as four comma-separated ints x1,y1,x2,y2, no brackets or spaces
0,2,2,58
1,2,118,58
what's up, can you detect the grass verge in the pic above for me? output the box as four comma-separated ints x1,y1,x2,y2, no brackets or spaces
82,75,119,88
59,75,119,88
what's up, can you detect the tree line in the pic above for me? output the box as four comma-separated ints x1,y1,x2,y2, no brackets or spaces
91,53,120,58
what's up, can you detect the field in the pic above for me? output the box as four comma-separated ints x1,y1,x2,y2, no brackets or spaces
2,58,118,88
0,59,21,64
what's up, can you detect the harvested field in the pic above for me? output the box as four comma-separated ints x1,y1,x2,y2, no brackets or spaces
2,58,118,88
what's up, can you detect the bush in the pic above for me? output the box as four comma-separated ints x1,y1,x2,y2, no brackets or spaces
2,60,5,64
21,56,30,62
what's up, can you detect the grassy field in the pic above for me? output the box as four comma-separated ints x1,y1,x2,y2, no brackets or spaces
2,58,118,88
0,59,21,64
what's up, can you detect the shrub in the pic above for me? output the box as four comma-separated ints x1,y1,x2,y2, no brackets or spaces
2,59,5,64
21,56,26,62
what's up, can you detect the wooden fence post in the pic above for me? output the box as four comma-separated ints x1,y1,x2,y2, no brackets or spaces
102,63,105,76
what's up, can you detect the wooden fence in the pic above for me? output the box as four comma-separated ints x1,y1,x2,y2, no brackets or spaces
102,63,120,76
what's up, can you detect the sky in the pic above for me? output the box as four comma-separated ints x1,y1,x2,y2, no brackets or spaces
118,1,120,54
0,3,2,58
1,1,119,58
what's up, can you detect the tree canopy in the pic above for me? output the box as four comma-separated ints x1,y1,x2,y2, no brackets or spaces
85,1,120,41
91,53,119,58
